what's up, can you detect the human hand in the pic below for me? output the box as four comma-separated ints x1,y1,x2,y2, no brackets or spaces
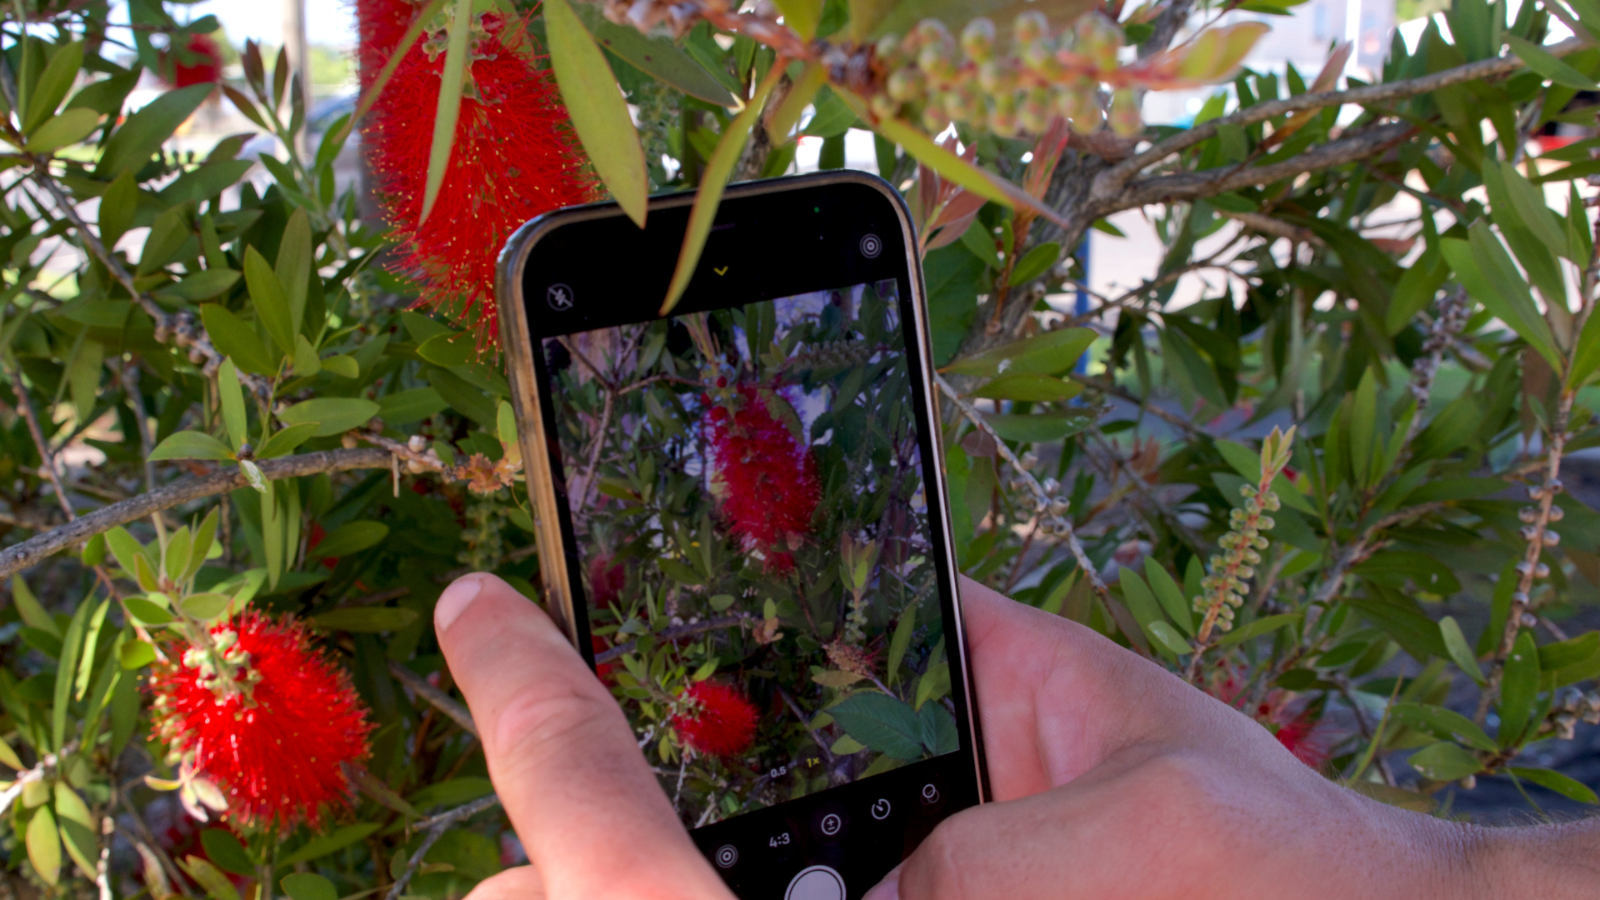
432,572,735,900
867,578,1587,900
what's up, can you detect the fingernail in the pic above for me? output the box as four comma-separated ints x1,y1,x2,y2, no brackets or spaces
436,575,484,632
863,866,901,900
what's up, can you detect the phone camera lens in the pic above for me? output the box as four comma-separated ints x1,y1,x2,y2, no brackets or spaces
859,233,883,259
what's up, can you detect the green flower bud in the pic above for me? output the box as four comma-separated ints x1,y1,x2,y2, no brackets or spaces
987,91,1019,137
887,67,927,103
1056,80,1099,131
961,17,997,63
922,101,952,132
977,59,1016,94
1020,37,1063,78
1013,10,1049,45
1076,13,1123,72
918,29,959,83
941,84,980,124
1019,86,1052,133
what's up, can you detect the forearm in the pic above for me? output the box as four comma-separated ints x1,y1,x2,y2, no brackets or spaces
1461,816,1600,899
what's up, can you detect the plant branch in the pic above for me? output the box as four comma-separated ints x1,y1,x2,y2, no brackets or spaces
1093,37,1587,199
1476,390,1574,724
595,613,756,664
387,659,478,739
384,794,502,900
934,374,1112,604
0,448,393,579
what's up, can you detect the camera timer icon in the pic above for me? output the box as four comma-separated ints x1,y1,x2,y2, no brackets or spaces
546,283,574,311
859,233,883,259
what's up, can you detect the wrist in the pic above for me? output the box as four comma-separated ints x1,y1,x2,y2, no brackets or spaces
1448,817,1600,900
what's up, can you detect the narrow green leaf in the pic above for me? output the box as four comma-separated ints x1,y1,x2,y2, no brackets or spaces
1118,567,1180,658
182,855,241,900
124,598,172,627
277,397,381,437
26,805,60,885
281,874,337,900
971,373,1081,401
1439,616,1485,684
1388,701,1496,751
571,2,735,105
72,599,110,700
1007,241,1061,286
1505,35,1598,89
660,66,784,313
944,328,1097,377
1442,230,1563,372
1408,741,1484,781
1508,766,1599,804
887,605,916,687
95,84,213,180
1499,630,1540,745
1144,559,1194,637
24,108,101,155
1569,308,1600,387
149,431,234,462
276,208,312,331
52,599,92,751
217,360,248,451
1217,612,1302,646
24,41,84,132
255,422,320,460
545,0,648,228
292,334,321,377
202,304,280,376
11,575,60,638
243,246,296,358
419,0,475,225
308,521,389,559
180,593,232,622
201,830,256,878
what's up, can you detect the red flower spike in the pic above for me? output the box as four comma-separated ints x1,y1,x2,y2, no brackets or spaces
671,682,758,757
704,386,820,570
357,0,595,347
165,33,224,89
149,613,373,831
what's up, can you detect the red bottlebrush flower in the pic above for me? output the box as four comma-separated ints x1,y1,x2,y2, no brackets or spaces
704,386,820,569
671,681,759,757
166,33,224,88
590,634,616,682
357,0,594,347
587,554,626,609
149,613,373,831
1272,709,1331,769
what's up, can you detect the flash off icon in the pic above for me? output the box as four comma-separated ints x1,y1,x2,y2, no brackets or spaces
547,283,574,311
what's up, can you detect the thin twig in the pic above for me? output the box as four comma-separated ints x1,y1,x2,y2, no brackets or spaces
934,374,1111,604
595,614,756,664
8,360,74,521
0,448,394,579
387,659,478,739
384,794,502,900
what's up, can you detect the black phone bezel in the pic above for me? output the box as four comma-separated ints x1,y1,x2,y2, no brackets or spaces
495,172,988,898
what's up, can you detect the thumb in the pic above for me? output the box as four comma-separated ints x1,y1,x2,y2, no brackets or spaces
435,573,734,899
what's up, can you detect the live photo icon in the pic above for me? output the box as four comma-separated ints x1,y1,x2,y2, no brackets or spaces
547,283,574,311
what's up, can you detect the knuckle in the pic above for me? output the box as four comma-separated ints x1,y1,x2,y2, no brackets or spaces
487,686,624,767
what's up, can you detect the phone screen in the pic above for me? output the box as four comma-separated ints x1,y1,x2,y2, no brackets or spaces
541,277,959,822
506,175,982,896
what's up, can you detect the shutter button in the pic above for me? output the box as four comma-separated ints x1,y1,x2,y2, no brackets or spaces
785,865,845,900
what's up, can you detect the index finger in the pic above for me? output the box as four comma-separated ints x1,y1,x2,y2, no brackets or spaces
434,573,733,900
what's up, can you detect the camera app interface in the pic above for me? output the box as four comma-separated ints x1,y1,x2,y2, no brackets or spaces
542,279,957,828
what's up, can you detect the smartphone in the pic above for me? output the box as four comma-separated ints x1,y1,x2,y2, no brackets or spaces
496,172,987,899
